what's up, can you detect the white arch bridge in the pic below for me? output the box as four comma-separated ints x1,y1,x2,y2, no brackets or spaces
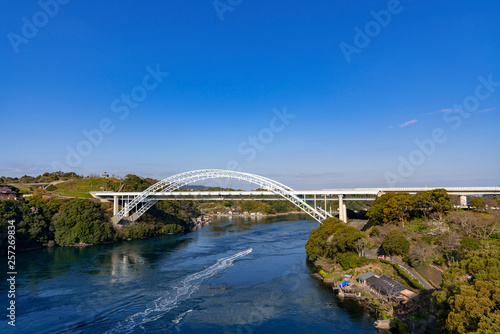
105,169,335,225
90,169,500,225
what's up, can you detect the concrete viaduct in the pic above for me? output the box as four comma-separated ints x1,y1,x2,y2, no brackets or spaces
90,169,500,225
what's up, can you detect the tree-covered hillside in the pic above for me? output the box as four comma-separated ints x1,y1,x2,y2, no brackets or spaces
306,189,500,333
0,194,197,254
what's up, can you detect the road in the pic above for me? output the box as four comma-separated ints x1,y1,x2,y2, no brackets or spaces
364,249,434,290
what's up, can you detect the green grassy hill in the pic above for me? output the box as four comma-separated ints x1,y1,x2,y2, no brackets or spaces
50,177,122,198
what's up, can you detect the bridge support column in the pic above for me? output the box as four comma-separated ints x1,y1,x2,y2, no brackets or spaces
460,195,467,206
113,195,119,215
338,195,347,223
122,198,129,217
343,203,347,223
338,195,343,221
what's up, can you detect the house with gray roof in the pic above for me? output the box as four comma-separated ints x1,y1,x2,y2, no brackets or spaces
362,274,418,304
357,272,377,286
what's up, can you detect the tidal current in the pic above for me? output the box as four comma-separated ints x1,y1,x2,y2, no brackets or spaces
2,214,381,333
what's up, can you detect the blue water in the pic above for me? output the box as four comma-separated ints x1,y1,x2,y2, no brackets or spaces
1,215,380,333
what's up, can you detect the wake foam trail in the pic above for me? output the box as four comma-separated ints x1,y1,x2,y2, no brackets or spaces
106,248,252,334
172,309,193,325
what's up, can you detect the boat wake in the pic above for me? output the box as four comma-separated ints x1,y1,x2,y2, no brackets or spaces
172,309,193,325
106,248,252,333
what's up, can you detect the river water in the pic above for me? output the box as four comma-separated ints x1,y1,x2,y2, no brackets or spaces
3,214,382,333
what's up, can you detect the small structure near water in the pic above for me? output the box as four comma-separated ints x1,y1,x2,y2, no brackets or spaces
361,273,417,304
339,280,350,288
358,272,377,286
189,214,212,231
373,319,391,330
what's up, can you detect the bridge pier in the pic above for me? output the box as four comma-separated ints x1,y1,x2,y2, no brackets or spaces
460,195,467,206
338,195,347,223
113,195,119,215
338,195,343,221
121,196,130,217
342,203,347,223
111,214,137,227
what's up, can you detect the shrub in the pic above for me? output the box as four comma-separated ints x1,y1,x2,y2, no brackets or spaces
459,236,481,252
319,269,328,278
46,184,57,191
390,318,410,333
383,230,410,256
338,252,361,270
421,235,432,245
434,256,445,266
370,226,380,236
470,197,486,211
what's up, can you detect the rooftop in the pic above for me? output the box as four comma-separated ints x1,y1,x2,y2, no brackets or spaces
365,275,410,297
358,272,377,281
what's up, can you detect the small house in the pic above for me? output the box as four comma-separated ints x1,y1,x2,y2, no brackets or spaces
358,272,377,286
0,185,18,200
365,275,417,304
0,185,12,192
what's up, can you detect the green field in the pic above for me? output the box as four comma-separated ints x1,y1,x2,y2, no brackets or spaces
55,192,94,198
48,177,122,198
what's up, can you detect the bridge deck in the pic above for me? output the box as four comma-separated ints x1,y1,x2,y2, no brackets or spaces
93,186,500,199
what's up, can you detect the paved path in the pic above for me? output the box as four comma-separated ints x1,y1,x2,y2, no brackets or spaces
395,261,435,290
365,249,434,290
348,219,369,230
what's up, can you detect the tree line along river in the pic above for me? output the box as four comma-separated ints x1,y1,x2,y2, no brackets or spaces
1,214,384,334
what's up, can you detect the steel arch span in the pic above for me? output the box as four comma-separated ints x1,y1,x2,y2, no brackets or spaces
116,169,331,223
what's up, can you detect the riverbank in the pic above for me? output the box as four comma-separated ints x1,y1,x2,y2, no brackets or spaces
206,211,305,219
0,196,198,255
3,216,380,333
310,258,436,333
188,214,212,231
303,216,444,333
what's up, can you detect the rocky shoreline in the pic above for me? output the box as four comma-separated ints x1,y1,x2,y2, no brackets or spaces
206,211,304,218
188,212,303,231
188,214,212,231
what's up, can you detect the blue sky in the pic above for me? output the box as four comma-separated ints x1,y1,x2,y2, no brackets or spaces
1,0,499,189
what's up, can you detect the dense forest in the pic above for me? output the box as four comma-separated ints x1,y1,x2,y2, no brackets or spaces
306,189,500,333
0,172,300,254
0,194,198,254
